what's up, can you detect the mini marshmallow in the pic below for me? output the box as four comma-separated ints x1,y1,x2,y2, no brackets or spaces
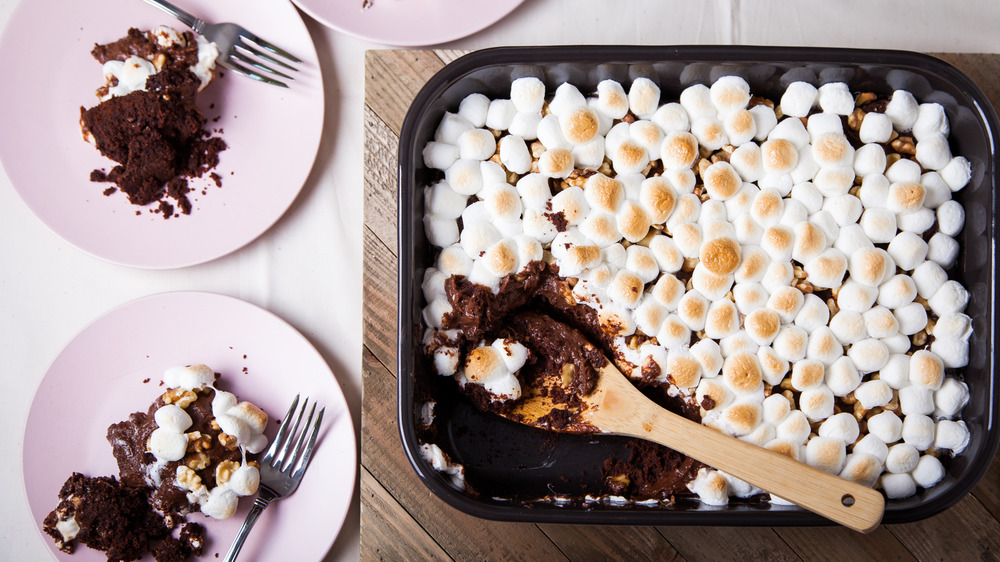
729,142,764,182
498,135,532,174
761,260,795,294
458,93,490,127
941,156,972,191
456,128,497,161
780,81,818,117
932,313,973,341
485,99,517,131
937,200,966,237
760,224,794,262
935,377,971,419
593,79,630,120
722,352,764,395
547,83,586,117
885,443,920,474
885,158,922,184
679,83,716,120
425,181,469,220
481,239,520,277
720,400,763,437
911,261,948,300
814,167,855,198
880,472,917,499
877,274,917,310
855,379,893,410
812,132,855,168
788,360,824,391
634,298,667,337
691,117,728,152
897,208,937,235
703,299,740,340
794,293,831,332
887,231,929,272
522,209,558,243
899,384,936,416
710,75,750,115
667,193,702,229
909,349,945,390
807,112,844,141
816,82,854,115
651,102,690,133
579,212,620,247
790,182,824,215
537,148,574,178
677,290,709,331
863,306,899,339
819,412,861,444
479,182,523,222
648,236,684,274
883,90,919,132
767,286,805,323
867,411,903,444
628,77,661,118
690,264,733,301
719,332,760,357
750,104,778,141
422,141,460,170
691,339,724,379
651,273,685,310
834,281,876,316
760,138,799,176
424,215,459,248
572,137,606,168
444,159,484,196
762,394,792,424
672,222,703,260
886,182,926,215
433,347,460,376
919,171,952,209
854,143,887,178
550,185,589,226
687,468,729,506
656,313,691,348
810,210,840,242
883,333,912,354
666,348,703,388
823,194,863,227
803,248,848,289
894,302,928,336
624,245,659,283
826,355,863,396
789,146,820,186
723,109,757,147
733,282,770,315
840,453,883,487
934,420,970,453
927,280,969,317
750,188,784,227
915,133,953,171
772,324,808,362
435,112,475,145
805,436,847,474
776,410,812,444
149,427,188,462
536,114,570,150
858,208,897,244
422,298,453,328
510,77,545,113
901,414,936,451
911,455,946,488
857,111,893,143
912,102,949,141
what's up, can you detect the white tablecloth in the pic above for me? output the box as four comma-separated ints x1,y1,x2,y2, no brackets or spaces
1,0,998,560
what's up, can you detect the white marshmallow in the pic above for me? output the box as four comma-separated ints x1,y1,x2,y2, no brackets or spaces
927,280,969,317
425,181,469,220
863,306,899,339
628,77,661,118
936,200,966,237
897,208,936,235
720,332,760,357
859,112,893,144
691,339,724,379
691,117,728,151
760,224,794,262
823,194,863,227
935,377,970,419
912,103,949,141
885,443,920,473
687,468,729,506
899,384,936,416
435,112,475,144
940,156,972,191
572,137,606,168
915,133,953,171
894,302,928,336
458,93,490,127
807,112,843,141
649,236,684,274
634,298,667,337
508,111,541,140
805,436,847,474
818,412,860,444
901,414,936,451
780,81,818,118
522,209,558,244
882,333,912,354
444,159,483,196
733,282,769,315
433,347,460,376
912,260,948,299
911,455,945,488
422,141,459,170
771,411,809,446
750,104,778,141
724,109,757,146
887,231,928,271
679,83,716,120
884,90,919,132
789,182,823,215
149,427,188,462
498,135,532,175
812,166,854,198
651,102,690,133
677,290,709,331
836,281,877,315
931,337,970,369
932,313,973,341
920,171,953,209
593,80,630,120
878,353,910,390
772,324,808,362
857,174,889,210
510,77,545,113
881,473,916,499
536,114,570,150
867,411,903,444
547,83,586,118
804,248,848,289
424,215,459,248
878,274,917,310
934,420,970,453
854,143,887,178
710,75,751,115
826,356,862,396
794,293,831,332
456,129,497,161
855,379,893,410
859,208,897,244
816,82,854,115
485,99,517,131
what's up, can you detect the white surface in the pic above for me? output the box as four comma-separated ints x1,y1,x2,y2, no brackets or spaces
0,1,998,560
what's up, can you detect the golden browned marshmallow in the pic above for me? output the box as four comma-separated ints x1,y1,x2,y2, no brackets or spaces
691,264,734,301
705,300,740,339
723,352,763,394
744,308,781,345
848,246,887,288
464,346,505,383
909,349,945,390
700,237,742,276
791,359,825,390
792,221,828,265
668,353,702,388
482,239,519,277
805,437,846,474
607,270,645,308
584,173,625,214
751,188,784,226
613,139,649,173
767,286,805,323
839,454,882,487
760,224,794,261
640,177,676,223
811,132,854,168
617,200,652,243
734,245,768,283
651,273,685,309
697,379,731,412
660,131,700,170
804,248,848,289
657,314,691,347
678,290,709,331
765,439,801,461
758,347,790,385
702,161,742,200
887,182,927,214
538,148,574,178
561,106,601,145
722,401,762,436
761,137,799,175
599,305,636,337
561,245,603,274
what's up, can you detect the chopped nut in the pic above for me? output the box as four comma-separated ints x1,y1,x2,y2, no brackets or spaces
795,282,814,294
847,108,865,131
561,363,575,387
162,388,197,409
853,401,867,421
827,298,840,316
216,460,240,486
530,141,545,158
782,389,795,404
842,392,857,405
176,465,205,492
627,335,642,350
218,432,238,450
891,137,917,155
912,331,928,346
885,152,902,168
186,452,210,471
855,92,877,107
697,158,712,177
598,161,613,176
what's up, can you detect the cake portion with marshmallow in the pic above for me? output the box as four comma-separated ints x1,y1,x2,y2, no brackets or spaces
418,72,976,508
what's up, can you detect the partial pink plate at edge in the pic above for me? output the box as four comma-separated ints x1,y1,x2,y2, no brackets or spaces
0,0,324,269
21,291,356,561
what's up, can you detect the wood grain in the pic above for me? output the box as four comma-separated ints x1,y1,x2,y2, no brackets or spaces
361,49,1000,560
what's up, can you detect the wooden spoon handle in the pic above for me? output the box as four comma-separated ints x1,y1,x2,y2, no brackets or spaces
594,383,884,532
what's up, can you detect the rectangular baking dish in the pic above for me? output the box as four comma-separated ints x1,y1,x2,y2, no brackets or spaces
397,46,1000,526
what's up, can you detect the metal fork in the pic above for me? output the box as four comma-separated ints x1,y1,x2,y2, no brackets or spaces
142,0,301,88
223,395,324,562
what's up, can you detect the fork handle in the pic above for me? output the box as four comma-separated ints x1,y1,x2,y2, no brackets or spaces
224,487,278,562
141,0,202,32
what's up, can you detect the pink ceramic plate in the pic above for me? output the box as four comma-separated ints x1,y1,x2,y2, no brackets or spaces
22,292,356,561
0,0,323,269
292,0,524,46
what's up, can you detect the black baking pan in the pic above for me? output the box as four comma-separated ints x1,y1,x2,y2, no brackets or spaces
397,46,1000,526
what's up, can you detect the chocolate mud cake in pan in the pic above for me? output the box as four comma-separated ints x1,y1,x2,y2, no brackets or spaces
398,47,999,526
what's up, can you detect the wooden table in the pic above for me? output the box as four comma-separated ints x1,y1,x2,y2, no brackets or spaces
361,50,1000,560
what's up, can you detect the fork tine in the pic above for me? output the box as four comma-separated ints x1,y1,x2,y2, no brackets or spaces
262,394,299,463
230,51,295,80
282,401,317,472
220,59,289,88
236,42,298,72
291,407,324,479
274,397,308,466
238,30,303,64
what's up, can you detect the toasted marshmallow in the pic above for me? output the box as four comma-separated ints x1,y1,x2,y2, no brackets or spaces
755,346,788,385
732,245,767,284
770,411,809,447
677,290,709,331
863,306,899,339
509,77,545,113
760,224,794,262
867,411,903,444
854,143,887,178
761,394,792,425
805,436,847,474
847,338,890,374
462,343,524,401
901,414,936,451
812,166,855,198
927,232,960,270
697,237,741,276
780,81,818,117
709,76,750,114
679,83,716,120
657,132,699,172
726,143,762,183
671,222,703,259
847,247,888,288
825,355,862,396
593,79,629,120
627,77,661,118
941,156,972,191
806,326,843,366
886,182,926,215
812,132,855,168
760,260,794,294
691,117,728,151
934,420,970,453
538,148,574,178
459,220,502,258
818,412,860,444
723,109,757,146
912,102,949,141
911,455,946,488
927,279,969,317
617,201,653,243
480,183,523,222
702,300,739,340
697,378,732,414
721,353,764,399
770,324,807,362
788,292,825,334
687,468,729,506
652,102,690,133
547,83,586,118
651,273,685,310
829,309,866,345
422,141,459,170
885,90,919,132
522,209,558,243
839,453,883,487
881,473,917,499
437,243,474,278
485,99,517,131
444,159,484,196
786,360,823,392
571,137,606,169
656,313,690,348
634,298,668,336
666,348,703,388
899,385,935,416
859,208,897,244
909,349,945,390
550,186,589,226
885,443,919,474
789,221,827,264
648,236,684,274
719,400,763,437
481,239,520,277
890,303,926,338
684,341,720,382
742,308,779,346
760,138,799,175
557,244,603,276
732,282,769,316
690,262,734,301
935,377,971,419
804,248,848,289
719,332,760,357
933,313,973,342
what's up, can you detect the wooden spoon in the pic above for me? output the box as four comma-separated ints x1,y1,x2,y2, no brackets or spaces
507,361,885,533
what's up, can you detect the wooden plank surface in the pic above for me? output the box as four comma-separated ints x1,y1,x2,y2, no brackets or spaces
361,49,1000,561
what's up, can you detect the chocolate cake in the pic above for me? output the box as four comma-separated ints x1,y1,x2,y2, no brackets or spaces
80,27,226,218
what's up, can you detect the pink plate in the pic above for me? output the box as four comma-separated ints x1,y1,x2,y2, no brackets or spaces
0,0,324,269
22,291,356,561
292,0,525,47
